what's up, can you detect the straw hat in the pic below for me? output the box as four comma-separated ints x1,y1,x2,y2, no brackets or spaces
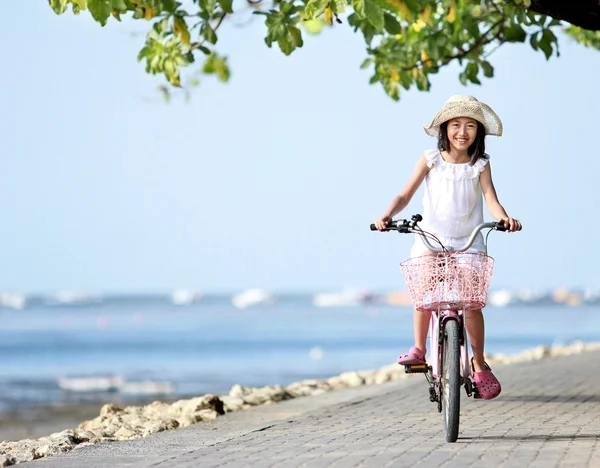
424,95,503,137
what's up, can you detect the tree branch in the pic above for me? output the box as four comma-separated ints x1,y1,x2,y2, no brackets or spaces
403,18,505,71
190,12,228,52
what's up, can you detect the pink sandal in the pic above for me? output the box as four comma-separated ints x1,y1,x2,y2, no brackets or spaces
398,346,426,365
471,358,501,400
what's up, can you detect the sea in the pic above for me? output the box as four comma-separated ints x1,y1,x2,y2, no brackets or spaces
2,294,599,412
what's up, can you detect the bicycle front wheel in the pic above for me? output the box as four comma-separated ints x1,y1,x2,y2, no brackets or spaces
441,319,461,442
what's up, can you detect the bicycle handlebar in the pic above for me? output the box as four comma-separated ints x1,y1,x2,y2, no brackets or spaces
370,213,507,253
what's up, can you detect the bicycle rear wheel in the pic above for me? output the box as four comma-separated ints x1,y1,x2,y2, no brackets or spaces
441,319,461,442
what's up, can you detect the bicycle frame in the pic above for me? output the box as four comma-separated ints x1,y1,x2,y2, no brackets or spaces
429,308,470,382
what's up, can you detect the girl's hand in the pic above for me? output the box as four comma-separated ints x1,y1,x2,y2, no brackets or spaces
499,217,522,232
374,215,391,231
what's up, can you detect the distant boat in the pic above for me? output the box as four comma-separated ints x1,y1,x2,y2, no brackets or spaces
584,289,600,305
46,291,103,307
313,289,374,307
0,293,26,310
488,289,513,307
232,288,274,309
171,289,202,306
120,381,174,395
58,376,174,395
58,375,124,392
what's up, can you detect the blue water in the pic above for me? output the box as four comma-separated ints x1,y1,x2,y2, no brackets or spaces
2,299,599,411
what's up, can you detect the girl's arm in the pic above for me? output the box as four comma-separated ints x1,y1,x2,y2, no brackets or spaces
373,155,430,230
480,163,522,232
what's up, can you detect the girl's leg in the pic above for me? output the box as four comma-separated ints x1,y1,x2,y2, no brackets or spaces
465,308,486,372
414,308,431,353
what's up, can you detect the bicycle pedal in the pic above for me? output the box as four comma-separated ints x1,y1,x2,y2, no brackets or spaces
404,364,429,374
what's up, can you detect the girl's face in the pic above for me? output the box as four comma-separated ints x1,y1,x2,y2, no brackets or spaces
446,117,478,152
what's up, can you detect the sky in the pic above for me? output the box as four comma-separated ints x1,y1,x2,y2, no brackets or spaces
0,3,598,294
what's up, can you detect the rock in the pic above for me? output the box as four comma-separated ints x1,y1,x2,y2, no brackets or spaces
169,394,224,417
100,403,124,420
0,454,16,467
286,380,331,397
228,384,248,398
48,428,99,444
220,395,246,412
240,386,291,406
285,384,315,397
113,426,139,440
332,371,364,387
1,441,36,464
74,442,95,450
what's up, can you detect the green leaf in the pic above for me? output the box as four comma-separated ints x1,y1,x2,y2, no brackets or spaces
153,18,169,34
465,62,480,84
399,70,412,90
49,0,69,14
364,0,383,32
289,26,303,47
458,71,467,86
304,0,328,20
133,7,144,19
110,0,127,9
137,46,151,61
415,70,429,91
202,24,218,44
351,0,365,19
218,0,233,13
203,54,230,82
542,42,554,58
87,0,112,25
383,80,400,101
361,21,376,44
564,26,600,50
480,60,493,78
360,58,373,69
280,1,298,14
199,0,216,15
194,44,211,54
72,0,88,9
529,32,539,51
538,29,554,59
465,20,479,38
332,0,347,14
278,35,295,55
504,24,526,43
383,13,401,35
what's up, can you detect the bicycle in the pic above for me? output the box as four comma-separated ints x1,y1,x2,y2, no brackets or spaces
370,214,507,442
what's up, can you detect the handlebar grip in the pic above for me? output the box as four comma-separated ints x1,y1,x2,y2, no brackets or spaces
370,224,377,231
495,223,507,232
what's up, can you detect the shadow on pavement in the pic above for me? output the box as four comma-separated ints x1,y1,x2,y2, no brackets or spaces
498,394,600,403
461,434,600,441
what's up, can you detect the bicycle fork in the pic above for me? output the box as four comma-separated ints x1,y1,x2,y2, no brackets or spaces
403,308,479,404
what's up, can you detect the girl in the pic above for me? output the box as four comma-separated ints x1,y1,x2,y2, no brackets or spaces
373,95,522,400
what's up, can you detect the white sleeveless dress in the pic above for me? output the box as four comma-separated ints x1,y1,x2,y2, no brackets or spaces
410,149,489,257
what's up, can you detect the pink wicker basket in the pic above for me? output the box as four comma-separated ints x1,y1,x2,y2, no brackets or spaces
399,253,494,312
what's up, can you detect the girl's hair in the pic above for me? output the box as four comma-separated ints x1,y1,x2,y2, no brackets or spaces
437,120,489,165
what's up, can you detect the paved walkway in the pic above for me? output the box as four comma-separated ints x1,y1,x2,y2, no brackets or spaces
25,351,600,467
